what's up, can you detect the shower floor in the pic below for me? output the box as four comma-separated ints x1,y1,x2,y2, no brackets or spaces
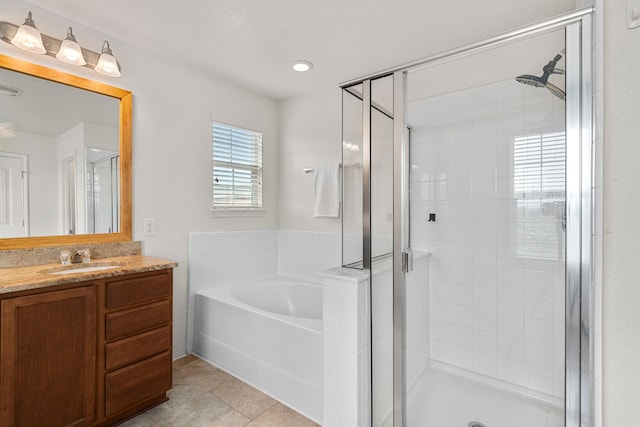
406,364,564,427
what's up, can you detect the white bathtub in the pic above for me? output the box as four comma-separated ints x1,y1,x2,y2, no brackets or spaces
192,278,322,423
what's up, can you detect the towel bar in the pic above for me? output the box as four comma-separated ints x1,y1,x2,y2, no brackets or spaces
302,163,360,174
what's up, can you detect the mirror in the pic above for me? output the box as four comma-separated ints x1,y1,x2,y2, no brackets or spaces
0,53,131,249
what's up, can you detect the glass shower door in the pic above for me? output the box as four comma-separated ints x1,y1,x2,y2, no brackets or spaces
90,154,120,233
403,25,580,427
342,74,403,427
340,10,592,427
370,75,395,427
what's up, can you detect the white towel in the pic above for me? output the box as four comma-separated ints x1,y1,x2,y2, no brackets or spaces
313,164,340,218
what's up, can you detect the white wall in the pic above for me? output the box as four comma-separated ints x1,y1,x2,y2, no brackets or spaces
278,88,342,232
0,1,279,358
602,1,640,425
84,123,119,151
128,59,278,359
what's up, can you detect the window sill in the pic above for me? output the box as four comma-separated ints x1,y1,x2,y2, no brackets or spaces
209,208,266,218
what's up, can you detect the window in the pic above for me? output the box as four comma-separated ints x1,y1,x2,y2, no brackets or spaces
212,122,263,210
512,132,566,260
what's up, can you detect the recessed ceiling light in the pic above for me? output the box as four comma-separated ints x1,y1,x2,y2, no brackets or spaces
292,60,313,72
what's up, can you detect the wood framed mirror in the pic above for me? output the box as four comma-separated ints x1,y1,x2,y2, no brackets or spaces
0,53,131,249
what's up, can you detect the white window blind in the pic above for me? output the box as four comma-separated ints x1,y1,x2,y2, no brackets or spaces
212,122,262,209
512,132,566,260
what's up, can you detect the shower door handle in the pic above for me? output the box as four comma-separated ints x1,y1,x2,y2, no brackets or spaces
402,250,413,273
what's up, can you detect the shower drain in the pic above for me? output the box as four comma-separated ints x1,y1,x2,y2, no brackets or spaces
468,422,486,427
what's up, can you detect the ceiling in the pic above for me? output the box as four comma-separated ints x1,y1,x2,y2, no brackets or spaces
28,0,578,100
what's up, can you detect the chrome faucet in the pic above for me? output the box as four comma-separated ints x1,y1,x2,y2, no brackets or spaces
59,249,91,264
70,250,84,264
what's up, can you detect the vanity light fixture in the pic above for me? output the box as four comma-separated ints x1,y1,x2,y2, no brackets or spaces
10,11,46,54
56,27,86,65
94,41,121,77
0,12,122,77
292,60,313,72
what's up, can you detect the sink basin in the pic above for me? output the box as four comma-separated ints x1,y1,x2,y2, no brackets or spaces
40,263,123,275
48,265,121,274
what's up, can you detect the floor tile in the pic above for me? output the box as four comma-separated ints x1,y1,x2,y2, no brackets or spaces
172,354,199,369
207,370,277,419
208,409,252,427
121,355,317,427
173,357,223,386
246,402,320,427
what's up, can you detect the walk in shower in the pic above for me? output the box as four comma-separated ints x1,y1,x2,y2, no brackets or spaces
88,152,120,234
341,8,593,427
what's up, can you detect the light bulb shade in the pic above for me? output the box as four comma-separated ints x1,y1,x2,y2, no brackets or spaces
11,13,46,54
56,27,86,65
56,39,86,65
95,53,121,77
95,41,121,77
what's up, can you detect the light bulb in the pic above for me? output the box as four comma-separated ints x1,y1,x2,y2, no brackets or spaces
95,40,121,77
56,27,86,65
11,11,46,54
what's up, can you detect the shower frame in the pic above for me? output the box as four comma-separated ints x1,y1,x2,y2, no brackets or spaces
340,6,594,427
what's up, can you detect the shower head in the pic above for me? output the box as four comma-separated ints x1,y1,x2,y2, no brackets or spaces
516,50,566,100
545,82,566,101
515,74,547,88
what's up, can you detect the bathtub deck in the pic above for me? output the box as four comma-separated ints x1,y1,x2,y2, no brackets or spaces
120,355,319,427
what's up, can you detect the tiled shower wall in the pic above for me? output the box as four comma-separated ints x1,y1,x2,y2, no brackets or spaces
409,79,566,397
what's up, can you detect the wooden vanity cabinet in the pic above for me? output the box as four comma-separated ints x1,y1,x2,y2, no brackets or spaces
96,269,173,426
0,286,97,427
0,268,173,427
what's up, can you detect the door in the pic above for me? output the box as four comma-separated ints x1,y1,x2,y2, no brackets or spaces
0,287,97,426
0,153,27,238
90,154,120,234
399,19,590,427
343,11,593,427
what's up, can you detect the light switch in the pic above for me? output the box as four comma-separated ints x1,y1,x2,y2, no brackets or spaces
628,0,640,29
143,218,155,235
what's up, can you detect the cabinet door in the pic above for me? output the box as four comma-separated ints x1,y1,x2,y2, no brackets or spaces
0,286,96,427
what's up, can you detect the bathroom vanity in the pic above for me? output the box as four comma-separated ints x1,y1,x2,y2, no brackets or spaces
0,256,176,426
0,48,174,426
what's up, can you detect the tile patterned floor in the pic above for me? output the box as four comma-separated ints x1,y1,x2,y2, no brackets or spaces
120,355,320,427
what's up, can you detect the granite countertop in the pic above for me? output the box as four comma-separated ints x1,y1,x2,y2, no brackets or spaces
0,255,178,295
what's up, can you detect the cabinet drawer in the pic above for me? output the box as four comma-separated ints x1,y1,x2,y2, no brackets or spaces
106,300,171,341
105,351,171,417
106,325,171,372
106,272,171,310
